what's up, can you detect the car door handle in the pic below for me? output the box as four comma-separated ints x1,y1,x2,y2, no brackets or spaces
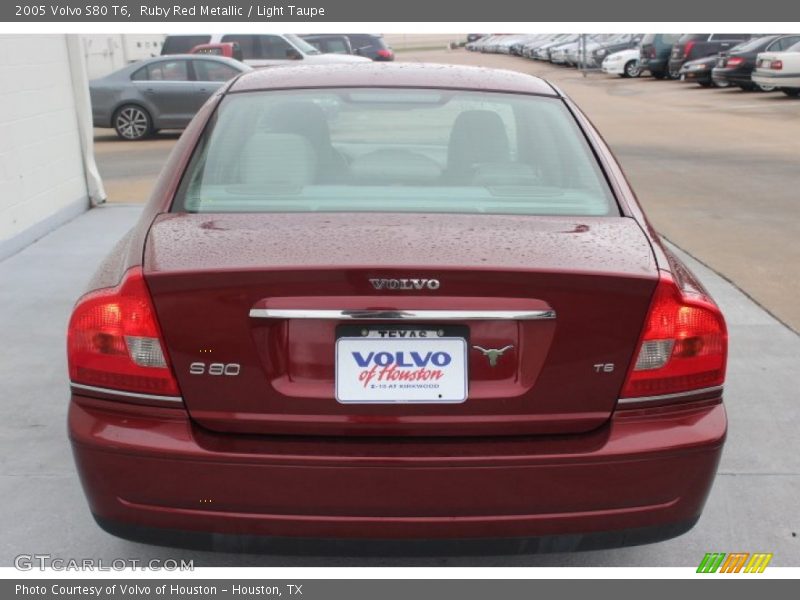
144,88,156,94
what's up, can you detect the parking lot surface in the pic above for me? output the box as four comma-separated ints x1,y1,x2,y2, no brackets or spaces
96,49,800,333
1,204,797,567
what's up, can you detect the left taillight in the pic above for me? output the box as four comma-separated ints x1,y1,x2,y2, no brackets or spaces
620,273,727,401
67,267,181,397
726,56,744,67
377,48,393,59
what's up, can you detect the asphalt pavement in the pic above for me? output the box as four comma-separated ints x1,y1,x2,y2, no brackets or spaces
1,204,797,567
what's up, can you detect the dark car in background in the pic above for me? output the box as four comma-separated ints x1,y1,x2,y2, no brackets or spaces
639,33,683,79
679,55,728,87
300,34,354,55
667,33,752,79
89,55,251,140
343,33,395,61
713,34,800,91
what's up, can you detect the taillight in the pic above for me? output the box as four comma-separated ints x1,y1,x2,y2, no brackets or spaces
377,48,393,58
684,41,696,57
726,56,744,67
620,273,727,400
772,60,783,70
67,267,180,397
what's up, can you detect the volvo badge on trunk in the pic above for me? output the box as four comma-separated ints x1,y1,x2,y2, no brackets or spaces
370,278,440,291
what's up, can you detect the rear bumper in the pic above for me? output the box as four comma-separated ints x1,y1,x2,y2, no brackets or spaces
680,69,712,84
69,395,726,548
711,66,754,86
668,58,687,74
752,72,800,88
642,57,668,73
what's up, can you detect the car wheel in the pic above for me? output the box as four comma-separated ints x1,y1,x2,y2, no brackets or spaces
113,105,152,141
624,60,641,78
781,88,800,97
712,79,730,88
652,70,667,79
756,83,776,92
668,66,681,80
698,81,713,88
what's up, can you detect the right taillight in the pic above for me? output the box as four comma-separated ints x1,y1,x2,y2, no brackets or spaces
772,60,783,70
620,273,727,400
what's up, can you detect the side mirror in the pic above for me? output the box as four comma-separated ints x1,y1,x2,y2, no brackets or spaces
286,48,303,60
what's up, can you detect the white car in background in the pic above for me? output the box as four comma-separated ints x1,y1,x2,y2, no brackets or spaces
602,48,643,78
752,41,800,97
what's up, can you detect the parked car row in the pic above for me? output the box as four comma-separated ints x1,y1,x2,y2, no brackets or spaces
468,33,800,95
467,33,642,70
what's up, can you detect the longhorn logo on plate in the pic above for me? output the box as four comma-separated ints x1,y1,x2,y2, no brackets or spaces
472,345,514,367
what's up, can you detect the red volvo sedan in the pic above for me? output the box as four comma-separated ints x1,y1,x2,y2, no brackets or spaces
67,63,727,552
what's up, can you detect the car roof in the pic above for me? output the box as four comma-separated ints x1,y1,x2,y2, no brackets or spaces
229,63,558,96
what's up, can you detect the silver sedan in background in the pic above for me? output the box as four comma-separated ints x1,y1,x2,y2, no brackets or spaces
89,55,251,140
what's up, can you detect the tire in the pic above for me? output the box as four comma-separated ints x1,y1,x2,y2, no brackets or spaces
781,88,800,97
623,60,641,78
697,81,713,88
652,70,667,80
712,79,730,89
113,105,152,141
668,67,681,80
756,83,776,92
738,83,756,91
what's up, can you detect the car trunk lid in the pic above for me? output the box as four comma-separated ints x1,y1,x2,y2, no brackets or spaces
144,212,658,437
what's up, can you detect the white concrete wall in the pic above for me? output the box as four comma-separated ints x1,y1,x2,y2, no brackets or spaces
0,34,89,260
82,34,165,80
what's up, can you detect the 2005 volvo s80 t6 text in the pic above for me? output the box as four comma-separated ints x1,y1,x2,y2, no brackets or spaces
67,63,727,552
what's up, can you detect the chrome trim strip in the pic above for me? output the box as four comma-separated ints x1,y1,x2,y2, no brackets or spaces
70,383,184,403
617,385,724,405
249,309,556,321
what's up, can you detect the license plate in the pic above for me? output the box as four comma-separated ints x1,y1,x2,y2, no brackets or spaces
335,336,468,404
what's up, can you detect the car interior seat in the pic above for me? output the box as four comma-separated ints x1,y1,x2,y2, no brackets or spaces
259,101,348,181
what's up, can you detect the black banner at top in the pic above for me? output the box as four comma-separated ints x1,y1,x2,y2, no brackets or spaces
3,0,800,22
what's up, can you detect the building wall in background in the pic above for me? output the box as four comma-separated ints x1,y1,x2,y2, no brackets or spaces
82,34,165,80
0,34,89,260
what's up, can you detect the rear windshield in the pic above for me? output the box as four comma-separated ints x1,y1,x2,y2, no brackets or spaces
173,88,617,217
347,35,388,50
731,36,771,52
162,35,211,55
